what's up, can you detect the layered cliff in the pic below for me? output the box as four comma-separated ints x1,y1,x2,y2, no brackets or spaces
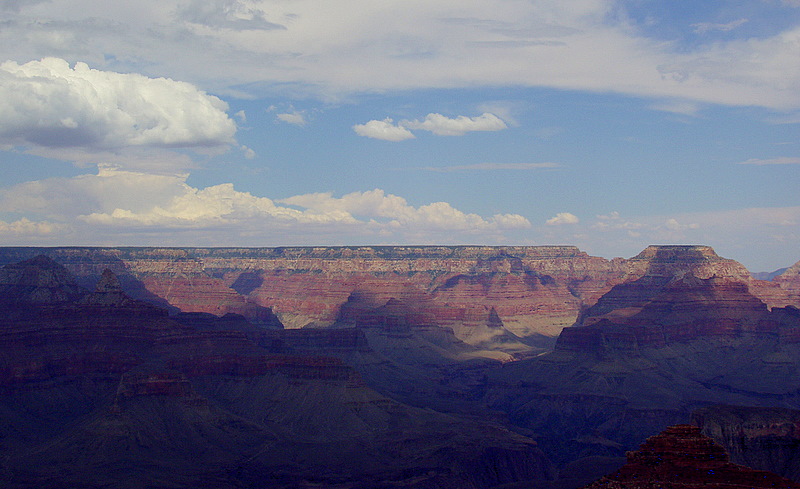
557,245,789,354
583,424,800,488
693,405,800,482
483,245,800,483
0,246,632,356
0,255,557,489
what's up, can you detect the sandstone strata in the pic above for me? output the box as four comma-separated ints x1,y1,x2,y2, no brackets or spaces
775,260,800,304
0,246,633,356
557,245,790,353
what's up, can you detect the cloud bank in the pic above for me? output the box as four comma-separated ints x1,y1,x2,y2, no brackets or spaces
2,1,798,109
0,168,531,244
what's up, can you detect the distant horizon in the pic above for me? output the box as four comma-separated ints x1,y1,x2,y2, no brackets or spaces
0,242,794,273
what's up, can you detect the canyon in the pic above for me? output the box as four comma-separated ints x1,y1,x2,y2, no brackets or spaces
1,245,800,488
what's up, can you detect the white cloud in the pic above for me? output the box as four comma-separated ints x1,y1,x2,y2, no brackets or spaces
691,19,748,34
354,112,507,140
0,58,237,151
279,189,530,232
0,217,63,236
353,118,415,141
663,218,700,232
546,212,580,225
276,111,307,126
738,157,800,165
0,169,530,244
240,145,256,159
1,2,799,109
0,166,192,219
177,0,287,31
401,113,507,136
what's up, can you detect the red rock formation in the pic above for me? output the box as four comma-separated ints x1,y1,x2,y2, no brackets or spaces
2,245,798,358
775,260,800,304
557,246,787,353
583,424,800,488
140,274,277,323
0,254,560,489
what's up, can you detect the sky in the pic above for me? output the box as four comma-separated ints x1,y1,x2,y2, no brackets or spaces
0,0,798,272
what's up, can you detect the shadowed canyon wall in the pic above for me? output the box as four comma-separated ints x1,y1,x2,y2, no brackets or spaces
3,245,796,356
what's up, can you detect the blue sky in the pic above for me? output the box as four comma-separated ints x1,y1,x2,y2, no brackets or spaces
0,0,798,271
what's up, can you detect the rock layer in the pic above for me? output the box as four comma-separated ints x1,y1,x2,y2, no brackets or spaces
0,246,632,356
0,256,557,489
584,424,800,488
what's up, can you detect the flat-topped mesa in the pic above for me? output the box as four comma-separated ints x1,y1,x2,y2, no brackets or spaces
583,424,800,489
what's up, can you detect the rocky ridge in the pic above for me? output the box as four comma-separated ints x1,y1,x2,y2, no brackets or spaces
7,245,785,358
583,424,800,488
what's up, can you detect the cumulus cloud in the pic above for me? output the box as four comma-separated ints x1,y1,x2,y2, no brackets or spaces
0,168,530,243
546,212,579,225
401,113,507,136
353,118,415,141
0,58,236,151
0,217,62,236
354,112,507,140
241,145,256,159
738,157,800,165
276,111,308,126
279,189,530,232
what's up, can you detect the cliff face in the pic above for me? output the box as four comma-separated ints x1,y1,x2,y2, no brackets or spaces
3,246,800,488
484,245,800,480
558,245,785,353
0,255,557,489
0,246,631,357
775,260,800,304
693,406,800,482
2,245,797,359
583,424,800,488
